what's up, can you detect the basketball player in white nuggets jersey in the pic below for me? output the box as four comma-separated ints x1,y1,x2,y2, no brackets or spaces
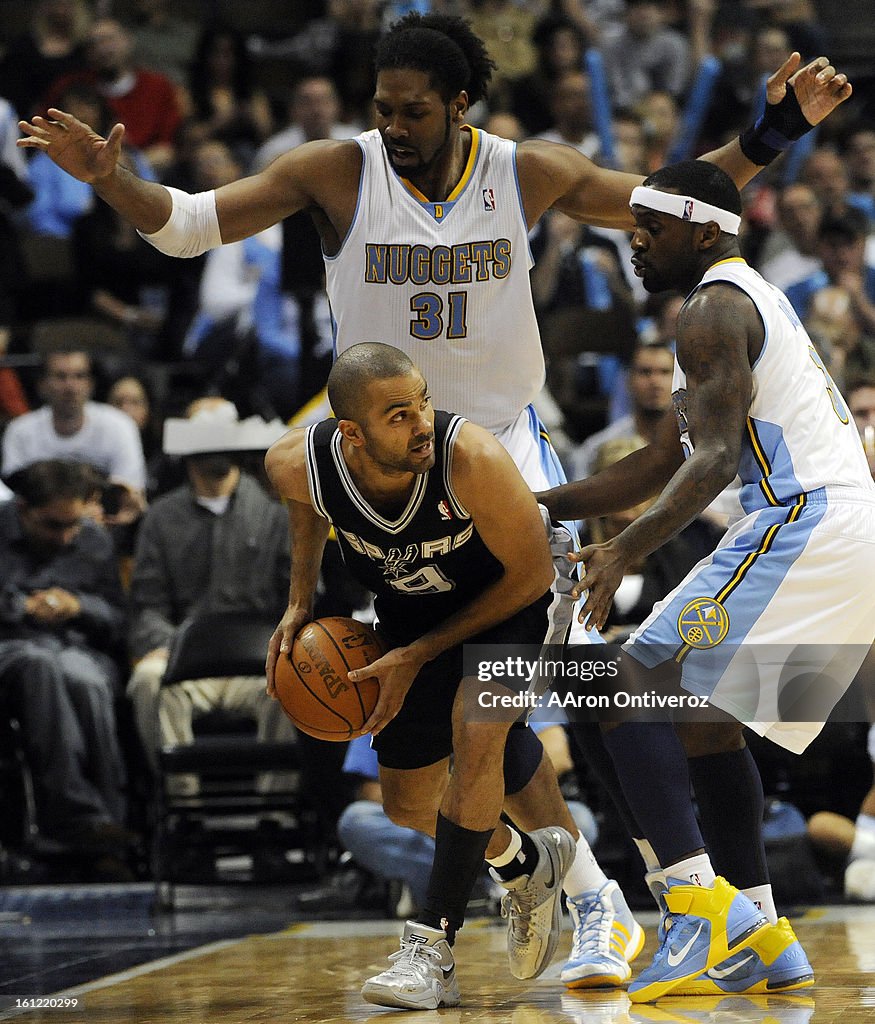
541,160,875,1001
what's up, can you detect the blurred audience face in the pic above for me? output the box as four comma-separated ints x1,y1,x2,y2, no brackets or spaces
629,345,674,415
41,352,93,419
801,148,850,212
613,115,647,174
193,140,241,189
108,376,150,432
485,112,526,141
637,91,678,146
849,383,875,477
751,27,791,75
777,184,822,246
18,495,88,556
292,77,342,141
625,1,663,39
548,27,584,75
846,129,875,190
87,19,133,77
550,71,592,135
819,229,867,279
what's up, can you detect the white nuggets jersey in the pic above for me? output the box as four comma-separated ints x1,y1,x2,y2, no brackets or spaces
674,258,875,515
324,127,544,433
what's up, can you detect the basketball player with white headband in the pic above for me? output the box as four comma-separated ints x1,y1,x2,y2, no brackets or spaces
539,158,875,1001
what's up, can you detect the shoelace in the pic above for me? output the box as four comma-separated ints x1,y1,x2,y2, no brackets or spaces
570,895,612,957
385,939,444,979
501,887,539,939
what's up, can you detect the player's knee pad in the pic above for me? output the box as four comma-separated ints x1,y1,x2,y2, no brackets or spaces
503,723,544,795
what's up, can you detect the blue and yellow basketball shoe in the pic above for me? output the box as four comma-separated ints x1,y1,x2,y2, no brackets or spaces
669,917,814,995
628,876,769,1003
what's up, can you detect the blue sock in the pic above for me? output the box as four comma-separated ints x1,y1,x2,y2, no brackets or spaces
602,722,705,867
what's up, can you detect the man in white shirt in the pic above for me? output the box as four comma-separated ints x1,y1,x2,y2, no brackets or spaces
2,350,146,522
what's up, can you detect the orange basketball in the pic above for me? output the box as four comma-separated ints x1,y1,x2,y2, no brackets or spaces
275,617,384,741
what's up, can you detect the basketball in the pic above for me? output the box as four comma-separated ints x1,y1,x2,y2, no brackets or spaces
275,617,384,741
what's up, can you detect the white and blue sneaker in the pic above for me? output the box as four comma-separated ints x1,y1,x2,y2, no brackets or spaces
561,879,646,988
628,876,769,1003
361,920,461,1010
670,917,814,995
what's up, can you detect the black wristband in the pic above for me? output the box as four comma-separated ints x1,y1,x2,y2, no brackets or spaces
739,82,813,166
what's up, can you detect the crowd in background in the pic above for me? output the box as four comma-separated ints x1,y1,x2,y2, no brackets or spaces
0,0,874,894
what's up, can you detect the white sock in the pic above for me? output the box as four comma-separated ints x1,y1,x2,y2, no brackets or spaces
664,853,716,887
486,826,523,869
634,838,661,873
563,833,609,898
851,814,875,862
743,884,777,925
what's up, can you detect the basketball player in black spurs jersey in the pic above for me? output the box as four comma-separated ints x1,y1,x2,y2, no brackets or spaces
265,343,590,1009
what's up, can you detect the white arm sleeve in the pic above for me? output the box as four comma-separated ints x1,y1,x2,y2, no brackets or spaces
137,187,222,258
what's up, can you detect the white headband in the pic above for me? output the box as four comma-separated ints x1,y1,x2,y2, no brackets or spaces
630,186,741,235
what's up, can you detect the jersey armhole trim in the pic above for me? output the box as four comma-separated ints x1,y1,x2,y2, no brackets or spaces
443,415,472,519
305,424,331,520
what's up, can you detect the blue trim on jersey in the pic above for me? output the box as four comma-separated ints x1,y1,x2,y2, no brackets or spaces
323,137,367,263
626,491,826,692
738,417,804,513
511,141,535,267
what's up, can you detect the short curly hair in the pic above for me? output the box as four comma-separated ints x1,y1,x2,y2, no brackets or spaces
375,13,496,107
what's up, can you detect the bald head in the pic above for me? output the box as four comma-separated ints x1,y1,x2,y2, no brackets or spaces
328,344,418,422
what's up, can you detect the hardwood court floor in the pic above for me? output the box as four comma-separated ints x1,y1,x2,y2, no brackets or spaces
3,905,874,1024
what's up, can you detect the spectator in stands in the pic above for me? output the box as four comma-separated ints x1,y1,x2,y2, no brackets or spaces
1,350,147,526
185,24,273,172
568,341,674,481
183,139,310,419
509,14,588,138
466,0,538,99
45,17,181,176
636,90,681,173
535,70,599,160
105,373,177,499
848,375,875,480
530,210,638,440
0,460,134,875
785,210,875,389
128,0,200,89
0,93,33,364
253,74,361,172
844,124,875,222
610,109,648,176
799,145,863,220
126,398,294,798
0,0,91,122
601,0,692,113
757,182,823,291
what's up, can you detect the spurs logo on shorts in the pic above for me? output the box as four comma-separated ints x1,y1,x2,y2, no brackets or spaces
677,597,730,649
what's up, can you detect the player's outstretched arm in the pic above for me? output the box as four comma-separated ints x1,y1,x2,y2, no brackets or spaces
263,430,331,696
571,287,754,631
519,52,851,231
18,107,358,249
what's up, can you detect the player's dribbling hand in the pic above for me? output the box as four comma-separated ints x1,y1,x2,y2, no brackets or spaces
17,108,126,183
568,540,628,632
767,53,852,126
351,647,424,736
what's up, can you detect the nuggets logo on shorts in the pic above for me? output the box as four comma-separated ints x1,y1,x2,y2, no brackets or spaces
677,597,730,648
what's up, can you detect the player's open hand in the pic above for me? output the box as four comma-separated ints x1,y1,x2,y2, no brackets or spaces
17,108,125,184
568,539,628,632
352,646,424,736
767,53,852,127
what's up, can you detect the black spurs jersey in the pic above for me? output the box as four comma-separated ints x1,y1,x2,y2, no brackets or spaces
305,412,504,640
